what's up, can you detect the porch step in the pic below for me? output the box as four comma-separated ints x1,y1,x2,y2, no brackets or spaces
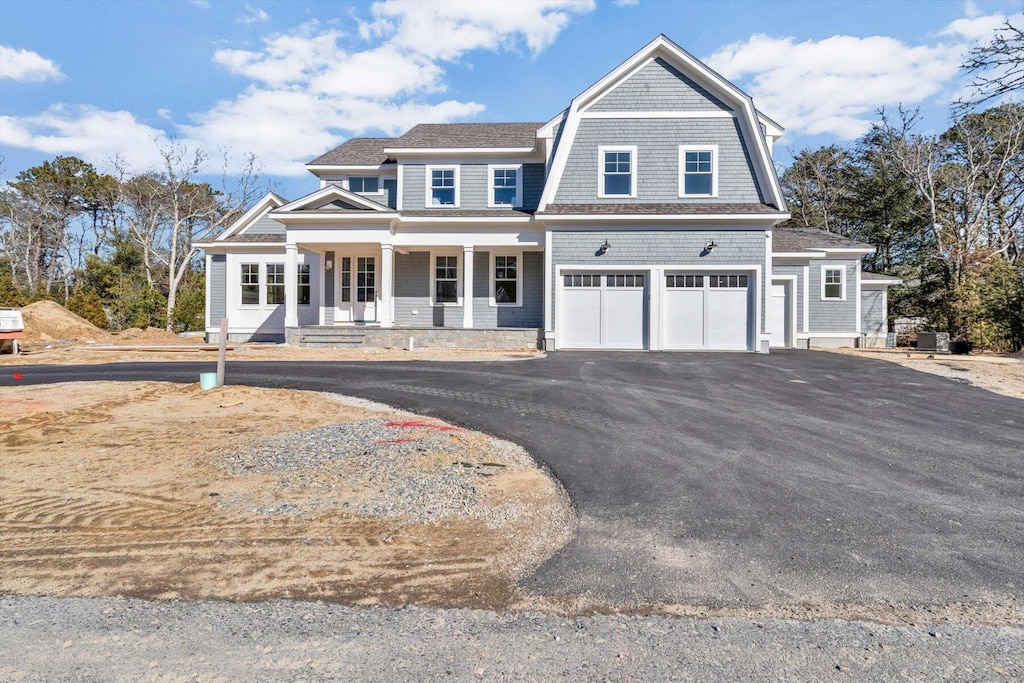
298,327,366,347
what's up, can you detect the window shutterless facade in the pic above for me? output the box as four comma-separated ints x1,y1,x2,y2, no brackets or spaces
822,266,845,300
598,146,637,198
340,257,351,303
297,263,310,305
488,165,522,207
493,255,518,305
435,255,458,303
266,263,285,304
427,166,459,206
348,176,379,193
679,145,717,197
241,263,259,305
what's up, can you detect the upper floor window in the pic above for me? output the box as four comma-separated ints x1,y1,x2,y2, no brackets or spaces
489,165,522,207
427,166,459,207
599,146,636,198
822,266,845,300
679,146,717,197
349,176,379,193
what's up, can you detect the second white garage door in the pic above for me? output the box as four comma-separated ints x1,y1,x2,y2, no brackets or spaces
663,273,751,350
559,273,647,349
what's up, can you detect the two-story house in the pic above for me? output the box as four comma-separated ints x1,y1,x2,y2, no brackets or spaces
199,35,899,352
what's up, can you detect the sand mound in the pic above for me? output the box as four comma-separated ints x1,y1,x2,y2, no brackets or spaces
113,326,201,346
20,301,111,346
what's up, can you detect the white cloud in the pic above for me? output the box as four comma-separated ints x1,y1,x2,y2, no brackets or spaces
0,1,593,175
237,5,269,25
613,0,640,6
189,0,211,8
705,9,1013,140
0,105,169,169
0,45,65,82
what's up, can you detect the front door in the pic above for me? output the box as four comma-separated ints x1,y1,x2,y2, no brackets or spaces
353,256,376,322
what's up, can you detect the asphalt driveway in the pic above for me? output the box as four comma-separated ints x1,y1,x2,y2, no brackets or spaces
4,351,1022,611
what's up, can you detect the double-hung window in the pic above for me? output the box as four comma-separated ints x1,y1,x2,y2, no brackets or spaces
349,176,379,193
493,255,519,305
599,146,636,198
266,264,285,305
679,146,717,197
241,263,259,305
435,255,458,304
428,166,458,206
489,165,521,207
297,264,311,305
822,266,845,300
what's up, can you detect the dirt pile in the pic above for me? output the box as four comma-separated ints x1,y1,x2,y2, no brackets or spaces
113,327,202,345
19,301,111,346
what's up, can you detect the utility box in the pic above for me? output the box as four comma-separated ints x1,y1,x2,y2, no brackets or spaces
0,308,25,354
916,332,950,354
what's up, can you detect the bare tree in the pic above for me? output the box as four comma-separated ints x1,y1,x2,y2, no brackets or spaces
957,20,1024,112
778,145,855,234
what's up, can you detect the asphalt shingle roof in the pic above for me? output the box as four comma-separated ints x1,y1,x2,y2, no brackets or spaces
538,203,784,215
390,123,544,149
861,271,900,281
308,138,398,166
772,228,875,252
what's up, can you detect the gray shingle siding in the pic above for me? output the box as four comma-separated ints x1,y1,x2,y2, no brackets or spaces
808,259,859,332
244,214,285,235
382,178,398,208
771,263,805,332
393,251,462,328
323,250,335,325
861,289,886,335
401,163,545,210
589,57,731,112
550,229,767,331
472,251,544,328
553,119,764,204
209,254,226,324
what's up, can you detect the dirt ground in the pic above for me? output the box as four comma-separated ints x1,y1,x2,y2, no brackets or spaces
828,347,1024,400
0,382,574,609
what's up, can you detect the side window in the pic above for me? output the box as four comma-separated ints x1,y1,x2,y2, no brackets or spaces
823,267,844,300
340,257,351,303
435,256,458,303
349,176,379,193
266,264,285,305
680,147,716,196
297,264,311,305
600,148,634,197
241,263,259,305
429,167,457,206
494,255,518,304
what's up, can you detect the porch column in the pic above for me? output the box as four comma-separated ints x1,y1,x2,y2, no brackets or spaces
379,244,394,327
463,246,474,329
284,244,298,329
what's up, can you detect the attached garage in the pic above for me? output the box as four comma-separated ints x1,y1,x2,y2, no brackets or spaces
663,273,751,351
558,272,647,349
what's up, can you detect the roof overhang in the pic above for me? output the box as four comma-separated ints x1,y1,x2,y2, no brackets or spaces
268,212,398,224
277,184,393,214
384,147,538,157
539,212,789,224
822,247,877,255
772,251,827,259
862,277,903,286
396,215,534,225
195,241,285,249
215,191,288,241
305,164,396,175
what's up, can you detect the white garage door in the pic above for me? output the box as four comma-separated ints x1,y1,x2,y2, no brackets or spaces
559,273,646,349
663,273,751,350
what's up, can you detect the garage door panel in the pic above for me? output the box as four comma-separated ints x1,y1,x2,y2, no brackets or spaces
707,289,749,350
604,288,645,349
663,289,705,349
560,288,602,348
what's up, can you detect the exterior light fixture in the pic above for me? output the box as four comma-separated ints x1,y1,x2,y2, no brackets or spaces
600,240,611,253
704,241,716,252
326,259,334,270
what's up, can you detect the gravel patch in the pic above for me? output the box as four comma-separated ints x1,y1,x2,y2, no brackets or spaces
212,417,540,526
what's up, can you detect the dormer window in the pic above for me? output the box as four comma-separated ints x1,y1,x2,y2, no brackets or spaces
598,146,637,198
349,176,379,193
488,165,522,207
679,145,718,197
427,166,459,207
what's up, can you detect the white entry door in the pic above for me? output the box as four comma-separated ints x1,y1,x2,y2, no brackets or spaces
353,256,376,322
769,282,791,348
663,273,751,350
559,272,646,349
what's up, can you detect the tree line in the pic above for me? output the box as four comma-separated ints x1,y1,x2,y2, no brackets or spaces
0,144,260,332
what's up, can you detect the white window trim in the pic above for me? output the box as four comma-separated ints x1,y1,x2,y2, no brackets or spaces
489,251,524,308
345,175,384,196
821,265,846,301
598,145,638,199
239,262,261,308
487,164,524,208
678,145,719,198
425,165,460,208
265,262,286,306
430,250,463,306
297,263,312,307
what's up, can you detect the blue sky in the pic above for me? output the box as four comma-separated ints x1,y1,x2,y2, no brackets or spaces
1,0,1019,199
